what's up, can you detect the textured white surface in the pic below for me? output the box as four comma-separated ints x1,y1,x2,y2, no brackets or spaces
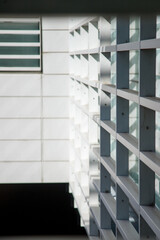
0,119,41,139
42,162,69,182
43,97,69,118
43,75,69,96
0,98,41,118
43,119,70,139
0,162,41,183
43,140,69,161
0,141,41,161
0,74,41,96
43,31,68,52
43,53,69,74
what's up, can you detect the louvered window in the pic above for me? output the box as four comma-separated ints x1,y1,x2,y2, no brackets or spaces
0,18,41,71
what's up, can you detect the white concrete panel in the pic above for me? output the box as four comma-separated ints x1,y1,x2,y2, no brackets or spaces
0,98,41,118
43,140,69,161
0,141,41,161
42,162,69,182
43,53,69,74
43,75,69,96
42,31,68,52
43,97,69,118
89,22,99,49
0,74,41,96
42,17,69,30
0,119,41,139
0,162,41,183
43,119,70,139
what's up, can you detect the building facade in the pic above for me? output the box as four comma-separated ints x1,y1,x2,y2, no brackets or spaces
0,15,160,239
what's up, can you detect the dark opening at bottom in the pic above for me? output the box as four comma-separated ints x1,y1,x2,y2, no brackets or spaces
0,183,86,236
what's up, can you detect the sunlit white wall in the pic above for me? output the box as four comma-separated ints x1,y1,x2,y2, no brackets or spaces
0,16,70,183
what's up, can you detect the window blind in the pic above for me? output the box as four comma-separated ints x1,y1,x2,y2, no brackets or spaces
0,18,41,71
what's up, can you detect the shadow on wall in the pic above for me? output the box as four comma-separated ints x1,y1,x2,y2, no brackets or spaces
0,183,86,236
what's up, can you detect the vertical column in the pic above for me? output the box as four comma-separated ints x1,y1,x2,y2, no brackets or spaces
100,90,110,121
116,185,129,220
116,15,129,44
140,15,156,41
100,126,110,156
42,16,70,183
101,200,112,229
139,161,155,206
116,141,128,176
139,15,156,213
100,164,111,193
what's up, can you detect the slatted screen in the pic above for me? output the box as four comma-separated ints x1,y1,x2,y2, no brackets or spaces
0,18,41,71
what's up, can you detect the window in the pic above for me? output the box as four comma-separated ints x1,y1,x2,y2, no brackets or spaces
0,18,41,71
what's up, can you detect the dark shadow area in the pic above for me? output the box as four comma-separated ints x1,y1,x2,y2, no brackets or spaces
0,0,160,14
0,183,86,236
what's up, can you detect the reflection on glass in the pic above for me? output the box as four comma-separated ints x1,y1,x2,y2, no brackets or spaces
155,174,160,210
111,52,116,85
97,124,100,144
111,94,116,124
129,204,139,233
110,180,116,200
129,50,139,91
157,16,160,38
129,101,139,139
129,151,139,185
111,17,116,45
110,135,116,162
155,16,160,99
110,136,116,161
129,16,140,42
156,49,160,98
156,112,160,157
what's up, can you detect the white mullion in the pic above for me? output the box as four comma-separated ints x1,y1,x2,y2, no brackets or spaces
0,43,40,47
0,30,40,34
0,55,40,59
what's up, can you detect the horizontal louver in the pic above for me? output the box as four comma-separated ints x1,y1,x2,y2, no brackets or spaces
0,18,41,71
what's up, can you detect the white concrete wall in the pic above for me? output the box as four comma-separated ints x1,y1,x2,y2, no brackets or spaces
42,16,70,183
0,16,70,183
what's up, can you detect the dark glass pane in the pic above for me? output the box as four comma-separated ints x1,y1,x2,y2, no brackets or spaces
0,47,40,55
0,34,39,42
0,59,40,67
0,22,39,30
